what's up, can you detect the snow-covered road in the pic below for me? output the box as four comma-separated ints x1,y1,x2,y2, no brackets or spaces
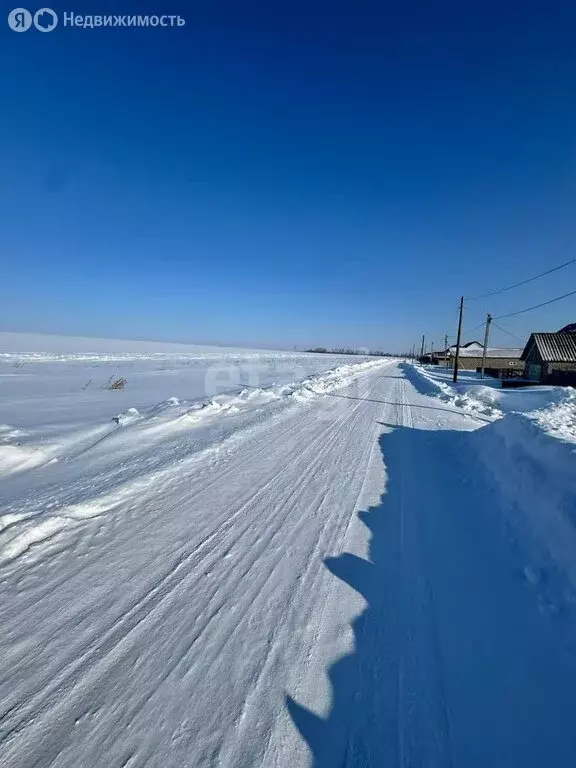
2,361,576,767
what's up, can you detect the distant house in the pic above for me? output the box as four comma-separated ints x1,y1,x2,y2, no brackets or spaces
521,328,576,385
439,342,524,375
455,341,484,352
427,341,482,366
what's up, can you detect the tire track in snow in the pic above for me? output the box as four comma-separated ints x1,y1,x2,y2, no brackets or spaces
273,400,389,694
1,406,344,733
94,397,372,747
121,386,387,767
246,407,391,767
0,402,320,568
0,391,371,763
0,383,358,614
1,365,393,583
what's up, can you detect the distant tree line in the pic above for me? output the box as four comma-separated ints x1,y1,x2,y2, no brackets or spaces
305,347,399,357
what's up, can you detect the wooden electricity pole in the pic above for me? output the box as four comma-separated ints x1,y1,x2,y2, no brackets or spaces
480,313,492,379
453,296,464,383
444,333,448,368
420,335,425,362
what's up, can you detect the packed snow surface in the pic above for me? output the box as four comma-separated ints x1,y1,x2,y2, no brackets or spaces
1,344,576,767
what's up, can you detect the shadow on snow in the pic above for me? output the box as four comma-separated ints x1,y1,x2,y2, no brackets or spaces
286,406,576,767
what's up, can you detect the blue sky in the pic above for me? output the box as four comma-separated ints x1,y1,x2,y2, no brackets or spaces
1,0,575,351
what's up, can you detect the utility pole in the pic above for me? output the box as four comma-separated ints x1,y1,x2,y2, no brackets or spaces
431,340,434,364
480,313,492,379
453,296,464,383
420,335,425,363
444,333,448,368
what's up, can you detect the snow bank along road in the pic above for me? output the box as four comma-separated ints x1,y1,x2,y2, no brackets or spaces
2,361,576,767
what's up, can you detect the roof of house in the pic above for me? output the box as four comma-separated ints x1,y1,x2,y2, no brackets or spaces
447,341,483,350
438,346,522,359
457,347,523,359
521,333,576,363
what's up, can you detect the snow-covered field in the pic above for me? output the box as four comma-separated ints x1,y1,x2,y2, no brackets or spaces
0,334,381,477
1,337,576,767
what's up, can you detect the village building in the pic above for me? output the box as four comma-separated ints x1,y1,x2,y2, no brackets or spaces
521,326,576,385
427,341,524,376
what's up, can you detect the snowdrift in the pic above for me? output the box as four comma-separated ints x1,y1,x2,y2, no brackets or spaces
0,357,394,564
411,363,576,443
477,412,576,589
0,353,391,477
409,363,576,587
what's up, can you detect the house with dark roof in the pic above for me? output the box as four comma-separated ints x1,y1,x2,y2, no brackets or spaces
449,341,484,354
521,327,576,385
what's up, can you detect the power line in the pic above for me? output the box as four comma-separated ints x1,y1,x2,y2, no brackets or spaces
491,322,526,345
426,309,490,352
467,254,576,301
427,323,483,349
493,288,576,320
459,320,486,337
